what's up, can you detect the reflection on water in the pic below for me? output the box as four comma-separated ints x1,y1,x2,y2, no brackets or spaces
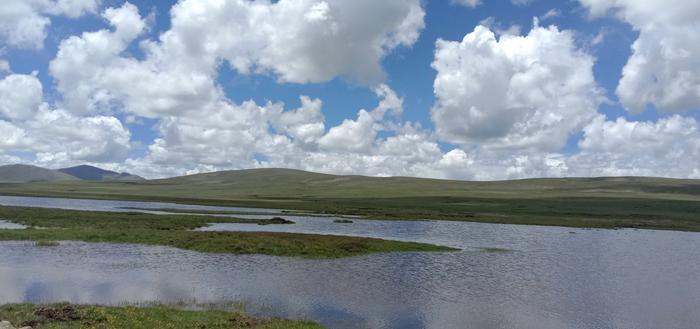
0,195,283,214
1,196,700,329
0,220,26,229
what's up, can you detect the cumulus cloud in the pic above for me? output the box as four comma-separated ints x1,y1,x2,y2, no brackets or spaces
5,1,699,181
127,82,460,179
431,21,603,152
318,84,402,153
570,115,700,177
40,1,442,178
50,0,425,117
0,0,99,49
0,72,44,121
579,0,700,113
0,70,130,167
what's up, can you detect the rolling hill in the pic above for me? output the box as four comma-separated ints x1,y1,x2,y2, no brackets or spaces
59,165,144,182
0,164,79,183
1,167,700,231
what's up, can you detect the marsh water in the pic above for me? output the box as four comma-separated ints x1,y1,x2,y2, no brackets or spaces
1,196,700,329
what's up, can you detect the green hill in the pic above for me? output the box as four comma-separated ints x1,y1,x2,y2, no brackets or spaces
59,165,144,182
0,164,79,183
150,168,700,200
1,167,700,231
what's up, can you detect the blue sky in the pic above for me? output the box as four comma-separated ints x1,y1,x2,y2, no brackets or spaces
1,0,698,179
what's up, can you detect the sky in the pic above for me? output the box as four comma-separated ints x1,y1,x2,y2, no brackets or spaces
0,0,699,180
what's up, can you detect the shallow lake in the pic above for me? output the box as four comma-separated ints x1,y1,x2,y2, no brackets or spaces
0,195,283,214
1,195,700,329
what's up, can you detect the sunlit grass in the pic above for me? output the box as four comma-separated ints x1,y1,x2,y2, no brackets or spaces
0,303,324,329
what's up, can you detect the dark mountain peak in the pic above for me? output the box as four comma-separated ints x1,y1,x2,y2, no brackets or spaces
59,165,145,181
0,164,78,183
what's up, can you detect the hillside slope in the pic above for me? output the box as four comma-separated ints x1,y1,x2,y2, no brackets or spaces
59,165,144,181
150,168,700,199
1,168,700,231
0,164,79,183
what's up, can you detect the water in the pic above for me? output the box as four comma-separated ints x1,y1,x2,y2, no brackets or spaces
0,220,25,229
0,195,283,214
1,196,700,329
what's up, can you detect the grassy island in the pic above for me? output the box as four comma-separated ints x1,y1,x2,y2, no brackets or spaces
0,206,456,258
0,304,324,329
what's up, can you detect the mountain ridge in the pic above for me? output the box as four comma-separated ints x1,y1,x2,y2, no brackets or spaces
0,164,79,183
0,164,143,183
58,165,144,182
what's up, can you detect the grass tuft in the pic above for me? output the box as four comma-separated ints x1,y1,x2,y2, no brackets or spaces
34,240,60,247
0,303,325,329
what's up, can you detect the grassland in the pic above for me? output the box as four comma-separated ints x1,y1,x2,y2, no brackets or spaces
0,168,699,231
0,304,323,329
0,206,455,258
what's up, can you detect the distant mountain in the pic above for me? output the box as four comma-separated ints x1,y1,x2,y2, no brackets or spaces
0,164,79,183
58,165,145,182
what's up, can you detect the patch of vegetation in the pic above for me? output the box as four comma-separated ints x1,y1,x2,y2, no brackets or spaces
0,303,324,329
258,217,295,225
480,247,510,253
0,206,456,259
0,206,278,230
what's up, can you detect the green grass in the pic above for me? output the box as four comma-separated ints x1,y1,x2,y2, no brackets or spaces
1,168,699,231
0,206,456,258
0,304,324,329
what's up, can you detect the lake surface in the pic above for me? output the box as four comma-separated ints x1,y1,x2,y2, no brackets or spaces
0,195,283,214
1,195,700,329
0,220,25,230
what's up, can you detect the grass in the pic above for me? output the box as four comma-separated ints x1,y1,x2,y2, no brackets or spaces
0,168,699,231
0,303,324,329
0,206,456,258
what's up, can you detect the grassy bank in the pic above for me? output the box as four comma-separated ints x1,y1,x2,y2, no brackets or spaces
0,206,456,258
1,169,700,231
0,304,323,329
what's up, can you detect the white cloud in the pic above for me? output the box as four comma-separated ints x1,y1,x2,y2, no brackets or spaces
318,84,402,153
570,115,700,177
0,60,9,73
0,0,99,49
158,0,424,85
431,22,603,152
0,70,130,167
579,0,700,113
451,0,481,8
0,72,44,121
5,1,698,181
478,17,522,37
50,0,425,118
49,2,163,116
541,9,561,20
28,108,131,165
130,82,452,179
454,0,534,6
511,0,534,6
